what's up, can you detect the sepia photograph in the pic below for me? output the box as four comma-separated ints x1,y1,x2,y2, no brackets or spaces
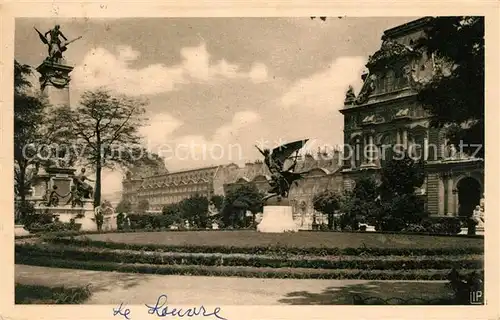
12,14,487,311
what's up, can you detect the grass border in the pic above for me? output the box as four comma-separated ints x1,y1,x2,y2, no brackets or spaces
15,254,483,281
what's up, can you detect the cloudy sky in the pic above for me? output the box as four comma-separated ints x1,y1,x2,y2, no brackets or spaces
15,17,416,199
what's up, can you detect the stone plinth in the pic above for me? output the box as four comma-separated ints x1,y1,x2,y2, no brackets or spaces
257,205,298,233
36,60,73,108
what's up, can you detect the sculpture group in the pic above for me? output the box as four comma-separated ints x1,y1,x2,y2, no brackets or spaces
256,139,309,202
34,24,81,63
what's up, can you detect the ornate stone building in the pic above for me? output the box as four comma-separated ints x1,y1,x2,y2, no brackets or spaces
340,17,484,217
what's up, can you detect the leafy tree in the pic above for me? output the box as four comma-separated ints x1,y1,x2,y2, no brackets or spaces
54,88,161,207
415,17,484,158
222,184,264,228
115,199,132,213
312,190,341,230
339,176,380,230
379,152,425,200
376,151,427,231
210,195,224,212
162,203,183,227
137,199,150,214
13,60,48,211
178,195,210,228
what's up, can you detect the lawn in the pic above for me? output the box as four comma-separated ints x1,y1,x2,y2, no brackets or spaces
82,230,483,250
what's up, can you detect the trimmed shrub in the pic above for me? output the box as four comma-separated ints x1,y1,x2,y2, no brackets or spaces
15,254,483,281
15,243,484,270
44,236,484,256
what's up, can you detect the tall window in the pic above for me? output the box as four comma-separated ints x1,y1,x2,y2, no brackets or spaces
380,132,396,166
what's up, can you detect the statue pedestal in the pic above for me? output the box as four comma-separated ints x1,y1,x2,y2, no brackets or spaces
15,224,30,237
257,205,298,233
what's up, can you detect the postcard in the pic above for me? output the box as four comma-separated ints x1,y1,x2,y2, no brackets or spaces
1,2,499,320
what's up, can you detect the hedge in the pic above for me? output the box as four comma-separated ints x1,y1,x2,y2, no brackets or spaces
15,254,483,281
15,283,92,304
16,243,483,271
45,237,484,256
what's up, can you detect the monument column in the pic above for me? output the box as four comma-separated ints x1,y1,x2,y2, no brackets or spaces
36,61,73,108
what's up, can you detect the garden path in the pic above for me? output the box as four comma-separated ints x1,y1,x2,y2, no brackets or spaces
15,265,452,305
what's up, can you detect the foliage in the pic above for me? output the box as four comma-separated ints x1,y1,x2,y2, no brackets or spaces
17,240,483,281
210,195,224,211
26,220,81,233
47,230,483,255
16,243,482,271
162,203,183,227
13,60,50,215
51,88,163,207
137,199,150,214
116,212,125,230
115,199,132,214
422,216,462,235
379,152,425,199
375,151,426,231
312,190,341,230
15,284,92,304
415,17,484,158
222,184,264,228
376,194,427,232
339,176,380,230
178,194,210,228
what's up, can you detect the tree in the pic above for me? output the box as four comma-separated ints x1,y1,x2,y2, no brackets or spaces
415,17,484,158
379,152,425,200
376,152,427,231
312,190,341,230
137,199,150,214
178,195,210,228
115,199,132,214
14,60,48,212
54,88,160,207
339,176,380,230
210,195,224,212
222,184,264,228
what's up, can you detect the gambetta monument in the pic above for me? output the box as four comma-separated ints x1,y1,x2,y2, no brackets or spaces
26,25,113,231
255,139,309,233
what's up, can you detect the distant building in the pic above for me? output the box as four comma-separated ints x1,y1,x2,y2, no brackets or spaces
340,17,484,217
122,165,234,211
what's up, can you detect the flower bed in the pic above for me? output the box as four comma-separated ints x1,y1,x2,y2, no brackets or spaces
15,254,482,281
16,242,483,271
46,236,484,256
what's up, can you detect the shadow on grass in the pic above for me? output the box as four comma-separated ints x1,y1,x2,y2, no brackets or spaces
279,281,459,305
15,284,92,304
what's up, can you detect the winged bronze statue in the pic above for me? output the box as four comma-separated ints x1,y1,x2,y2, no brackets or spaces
34,25,82,63
255,139,309,202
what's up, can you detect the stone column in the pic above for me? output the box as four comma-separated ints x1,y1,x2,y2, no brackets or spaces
438,174,445,215
402,129,408,150
447,176,455,215
368,135,374,164
396,129,401,145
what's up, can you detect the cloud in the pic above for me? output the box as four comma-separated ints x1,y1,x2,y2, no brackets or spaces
281,56,366,111
248,62,268,84
139,112,184,150
72,43,269,96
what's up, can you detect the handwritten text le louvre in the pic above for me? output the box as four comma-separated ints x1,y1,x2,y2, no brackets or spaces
113,294,228,320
